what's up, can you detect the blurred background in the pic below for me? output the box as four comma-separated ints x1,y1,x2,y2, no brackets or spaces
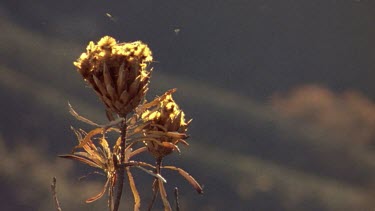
1,0,374,210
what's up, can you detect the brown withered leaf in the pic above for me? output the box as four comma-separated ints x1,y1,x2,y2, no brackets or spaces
135,88,177,115
127,168,141,211
60,128,117,203
69,103,100,127
163,166,203,194
86,178,111,203
158,179,172,211
58,154,102,169
72,127,104,151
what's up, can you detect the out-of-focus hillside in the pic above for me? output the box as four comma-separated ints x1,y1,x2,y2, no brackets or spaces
1,1,375,210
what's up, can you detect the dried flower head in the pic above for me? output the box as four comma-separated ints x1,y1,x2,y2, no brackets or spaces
74,36,153,116
140,91,191,159
65,35,202,211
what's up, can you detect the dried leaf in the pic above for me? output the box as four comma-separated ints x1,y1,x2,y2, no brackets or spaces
71,126,83,143
129,146,147,158
171,111,183,131
165,131,188,139
116,62,127,95
98,138,111,159
128,75,141,98
161,142,181,153
145,130,187,139
133,166,166,183
126,161,156,170
136,88,177,115
69,103,100,127
128,122,150,136
163,166,203,194
150,123,168,132
158,180,172,211
93,75,108,96
103,63,114,91
127,168,141,211
86,178,110,203
175,139,189,146
58,154,102,169
106,83,117,101
119,90,130,104
74,127,103,151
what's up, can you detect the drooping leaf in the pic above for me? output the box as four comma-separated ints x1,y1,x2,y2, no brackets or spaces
74,127,104,151
133,165,166,183
175,139,189,146
71,126,83,144
158,179,172,211
127,168,141,211
163,166,203,194
160,142,181,153
98,138,111,159
165,131,188,139
82,141,106,167
73,151,102,165
86,178,110,203
129,146,147,158
69,102,100,127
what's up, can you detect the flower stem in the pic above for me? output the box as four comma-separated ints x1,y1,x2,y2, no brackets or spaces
147,158,162,211
113,118,127,211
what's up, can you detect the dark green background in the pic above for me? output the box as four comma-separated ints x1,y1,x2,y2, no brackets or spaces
1,0,374,210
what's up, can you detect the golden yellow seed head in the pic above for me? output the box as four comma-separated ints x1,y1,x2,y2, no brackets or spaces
141,93,191,158
142,93,188,133
74,36,153,116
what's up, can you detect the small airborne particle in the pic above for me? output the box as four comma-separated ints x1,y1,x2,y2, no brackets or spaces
106,13,117,22
174,28,181,35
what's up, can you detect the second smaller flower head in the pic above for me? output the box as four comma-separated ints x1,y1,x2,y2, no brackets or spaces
141,91,191,159
74,36,153,116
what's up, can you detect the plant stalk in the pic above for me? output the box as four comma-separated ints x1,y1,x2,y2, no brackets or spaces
147,158,162,211
113,118,127,211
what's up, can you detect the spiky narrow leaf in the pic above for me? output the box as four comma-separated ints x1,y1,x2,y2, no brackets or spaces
58,154,102,169
69,104,100,127
74,127,103,150
158,180,172,211
86,178,110,203
129,147,147,158
116,62,127,95
163,166,203,194
127,168,141,211
93,75,108,96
